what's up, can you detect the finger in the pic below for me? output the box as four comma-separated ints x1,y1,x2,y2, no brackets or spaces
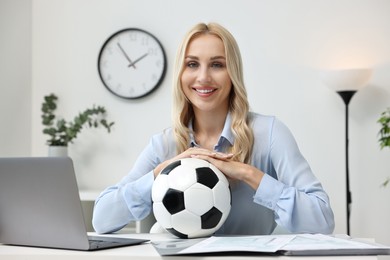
215,152,234,159
190,154,211,161
191,155,222,167
208,152,234,162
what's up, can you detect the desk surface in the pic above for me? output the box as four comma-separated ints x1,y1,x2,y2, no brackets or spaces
0,233,380,260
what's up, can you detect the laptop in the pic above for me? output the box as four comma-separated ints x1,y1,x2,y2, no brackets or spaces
0,157,148,251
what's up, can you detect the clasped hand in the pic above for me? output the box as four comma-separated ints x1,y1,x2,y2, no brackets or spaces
154,147,263,190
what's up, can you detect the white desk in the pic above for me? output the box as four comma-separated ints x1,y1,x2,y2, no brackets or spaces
0,233,380,260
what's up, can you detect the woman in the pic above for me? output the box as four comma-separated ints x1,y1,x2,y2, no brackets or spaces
92,22,335,235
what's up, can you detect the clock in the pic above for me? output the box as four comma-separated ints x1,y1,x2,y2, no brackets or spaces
98,28,167,99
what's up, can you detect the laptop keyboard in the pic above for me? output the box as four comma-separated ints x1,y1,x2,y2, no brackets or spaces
87,235,149,250
89,238,121,249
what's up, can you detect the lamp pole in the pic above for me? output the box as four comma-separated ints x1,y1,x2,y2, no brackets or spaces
320,68,371,235
337,90,356,236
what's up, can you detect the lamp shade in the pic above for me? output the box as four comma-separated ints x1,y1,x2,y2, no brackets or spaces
319,68,372,92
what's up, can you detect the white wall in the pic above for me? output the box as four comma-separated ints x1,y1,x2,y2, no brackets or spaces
2,0,390,246
0,0,31,156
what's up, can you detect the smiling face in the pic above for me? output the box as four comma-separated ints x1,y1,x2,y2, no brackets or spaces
181,34,232,115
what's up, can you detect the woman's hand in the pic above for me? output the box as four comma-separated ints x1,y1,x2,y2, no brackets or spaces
191,150,265,191
154,147,264,190
153,147,233,178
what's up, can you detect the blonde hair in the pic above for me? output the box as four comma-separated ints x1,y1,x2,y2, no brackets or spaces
172,22,254,163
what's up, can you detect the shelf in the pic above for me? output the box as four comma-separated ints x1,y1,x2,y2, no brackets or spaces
79,190,101,201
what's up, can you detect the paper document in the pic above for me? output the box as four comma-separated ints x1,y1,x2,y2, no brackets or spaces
152,234,390,256
179,235,294,254
280,234,390,256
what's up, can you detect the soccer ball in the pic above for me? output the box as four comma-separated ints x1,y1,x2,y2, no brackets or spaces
152,158,231,239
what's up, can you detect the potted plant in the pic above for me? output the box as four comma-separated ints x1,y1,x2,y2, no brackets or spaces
41,93,114,156
378,107,390,187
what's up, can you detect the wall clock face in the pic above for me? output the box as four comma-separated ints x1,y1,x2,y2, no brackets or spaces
98,28,167,99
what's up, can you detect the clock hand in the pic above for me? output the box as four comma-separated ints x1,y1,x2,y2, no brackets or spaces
127,53,149,68
117,42,137,69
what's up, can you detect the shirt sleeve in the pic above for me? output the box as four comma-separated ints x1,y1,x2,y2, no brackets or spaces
92,135,163,234
253,118,335,234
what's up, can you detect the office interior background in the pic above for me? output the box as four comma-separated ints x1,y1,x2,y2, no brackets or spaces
1,0,389,247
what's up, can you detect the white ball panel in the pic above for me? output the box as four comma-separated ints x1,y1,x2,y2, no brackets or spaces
184,183,213,215
152,174,169,202
167,165,197,191
212,181,231,214
181,157,209,168
171,210,201,234
153,202,172,229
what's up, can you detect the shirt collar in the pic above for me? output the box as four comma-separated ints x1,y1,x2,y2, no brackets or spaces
189,112,234,148
221,112,234,145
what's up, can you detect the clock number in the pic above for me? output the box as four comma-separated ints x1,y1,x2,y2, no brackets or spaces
129,32,137,41
101,59,108,68
141,36,149,46
104,73,112,82
148,47,158,56
106,46,114,55
115,84,122,94
156,59,162,67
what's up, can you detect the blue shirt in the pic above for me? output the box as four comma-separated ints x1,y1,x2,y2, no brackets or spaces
92,112,335,234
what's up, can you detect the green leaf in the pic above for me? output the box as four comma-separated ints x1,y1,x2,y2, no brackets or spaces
41,93,115,146
377,107,390,150
381,178,390,188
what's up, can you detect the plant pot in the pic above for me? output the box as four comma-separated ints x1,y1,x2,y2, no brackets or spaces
48,146,68,157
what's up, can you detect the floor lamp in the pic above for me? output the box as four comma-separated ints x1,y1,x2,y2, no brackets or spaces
320,68,371,235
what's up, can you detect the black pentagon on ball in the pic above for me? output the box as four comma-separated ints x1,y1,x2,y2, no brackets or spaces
166,228,188,239
162,188,185,215
201,206,223,229
160,160,181,175
196,167,219,189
